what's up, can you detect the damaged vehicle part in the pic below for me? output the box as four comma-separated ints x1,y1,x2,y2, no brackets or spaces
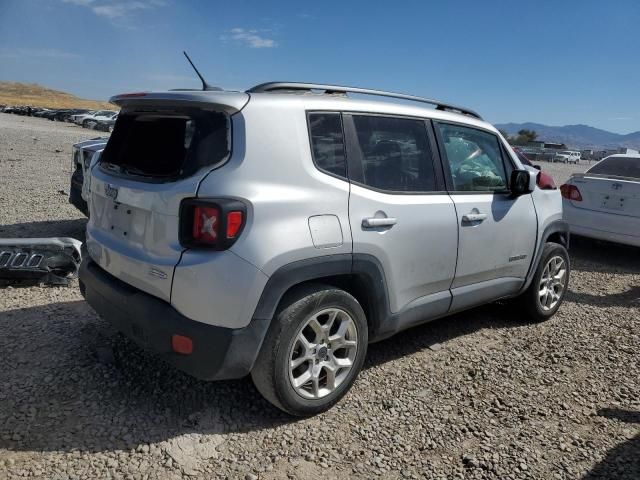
0,237,82,286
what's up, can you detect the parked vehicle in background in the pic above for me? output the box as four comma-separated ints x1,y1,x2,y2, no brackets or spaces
32,108,52,118
58,108,92,122
511,147,557,189
553,150,581,164
69,138,108,216
562,154,640,247
79,82,570,416
71,110,117,127
89,113,117,132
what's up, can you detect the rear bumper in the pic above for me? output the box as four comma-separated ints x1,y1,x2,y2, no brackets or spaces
564,202,640,247
79,259,270,380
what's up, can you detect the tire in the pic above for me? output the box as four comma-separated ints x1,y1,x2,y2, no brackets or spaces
251,284,368,416
517,242,570,322
82,120,90,128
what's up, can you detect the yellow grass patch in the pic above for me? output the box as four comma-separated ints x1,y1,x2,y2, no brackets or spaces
0,82,114,110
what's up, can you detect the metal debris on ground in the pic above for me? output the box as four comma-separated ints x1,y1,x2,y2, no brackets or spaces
0,237,82,286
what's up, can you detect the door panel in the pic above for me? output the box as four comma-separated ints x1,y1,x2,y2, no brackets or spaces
450,193,537,289
345,114,458,317
433,121,537,309
349,185,458,313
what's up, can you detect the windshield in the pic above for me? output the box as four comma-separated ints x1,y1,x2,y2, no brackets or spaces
587,156,640,179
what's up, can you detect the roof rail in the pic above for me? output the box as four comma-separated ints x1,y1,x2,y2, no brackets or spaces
246,82,482,120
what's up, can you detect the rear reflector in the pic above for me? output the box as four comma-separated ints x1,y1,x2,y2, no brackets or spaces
560,184,583,201
171,334,193,355
226,211,243,238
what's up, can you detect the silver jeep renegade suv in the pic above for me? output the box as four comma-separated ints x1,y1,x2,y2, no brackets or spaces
79,82,570,416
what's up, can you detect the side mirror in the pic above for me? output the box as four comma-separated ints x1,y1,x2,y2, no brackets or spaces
510,169,535,196
533,164,541,171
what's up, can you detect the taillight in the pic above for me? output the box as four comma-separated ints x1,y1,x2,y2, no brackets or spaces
179,199,246,249
560,184,582,201
192,206,220,243
226,211,243,238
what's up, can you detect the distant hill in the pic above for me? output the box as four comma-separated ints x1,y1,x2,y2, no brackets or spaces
495,122,640,150
0,82,112,110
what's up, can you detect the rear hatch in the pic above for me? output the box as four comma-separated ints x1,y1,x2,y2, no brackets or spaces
86,91,248,301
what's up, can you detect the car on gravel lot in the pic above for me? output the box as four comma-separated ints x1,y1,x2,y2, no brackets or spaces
553,150,581,164
71,110,117,127
69,138,108,216
561,154,640,247
79,82,570,416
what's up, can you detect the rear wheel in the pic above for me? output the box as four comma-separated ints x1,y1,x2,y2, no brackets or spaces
517,242,570,321
251,285,368,416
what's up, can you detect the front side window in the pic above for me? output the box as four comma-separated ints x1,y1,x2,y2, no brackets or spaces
308,113,347,178
352,115,436,192
437,123,510,192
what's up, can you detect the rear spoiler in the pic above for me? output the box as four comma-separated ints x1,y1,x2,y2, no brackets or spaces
109,91,250,114
571,172,639,183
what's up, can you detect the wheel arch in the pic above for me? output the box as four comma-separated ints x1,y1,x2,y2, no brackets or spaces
519,219,570,294
251,254,391,341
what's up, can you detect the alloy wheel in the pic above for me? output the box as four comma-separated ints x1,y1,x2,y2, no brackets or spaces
538,255,567,311
288,307,358,399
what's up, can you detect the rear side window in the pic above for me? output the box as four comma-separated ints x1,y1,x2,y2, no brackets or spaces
101,110,229,179
437,123,510,192
352,115,437,192
588,156,640,179
308,113,347,178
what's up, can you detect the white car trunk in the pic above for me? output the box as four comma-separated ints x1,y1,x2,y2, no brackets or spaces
570,174,640,219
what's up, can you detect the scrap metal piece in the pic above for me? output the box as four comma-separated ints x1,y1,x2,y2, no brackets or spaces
0,237,82,286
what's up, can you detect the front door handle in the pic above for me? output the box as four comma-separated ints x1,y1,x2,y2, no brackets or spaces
462,212,487,223
362,217,397,228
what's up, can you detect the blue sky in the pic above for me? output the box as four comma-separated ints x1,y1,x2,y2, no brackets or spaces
1,0,639,133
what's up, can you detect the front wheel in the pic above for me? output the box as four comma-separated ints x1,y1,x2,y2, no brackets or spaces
516,242,570,322
251,285,368,416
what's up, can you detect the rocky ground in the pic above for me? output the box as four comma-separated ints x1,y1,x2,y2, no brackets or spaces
0,113,638,479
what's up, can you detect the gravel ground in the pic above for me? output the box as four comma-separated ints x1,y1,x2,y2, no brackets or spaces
0,113,638,479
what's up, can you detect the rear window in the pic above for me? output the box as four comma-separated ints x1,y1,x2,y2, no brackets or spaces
100,110,229,179
587,156,640,179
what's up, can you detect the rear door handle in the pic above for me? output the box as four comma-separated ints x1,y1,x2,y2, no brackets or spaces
362,217,397,228
462,212,487,223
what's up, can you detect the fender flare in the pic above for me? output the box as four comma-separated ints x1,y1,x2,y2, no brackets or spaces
251,254,391,339
519,219,570,294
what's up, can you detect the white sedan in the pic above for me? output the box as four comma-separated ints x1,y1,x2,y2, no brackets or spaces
561,154,640,247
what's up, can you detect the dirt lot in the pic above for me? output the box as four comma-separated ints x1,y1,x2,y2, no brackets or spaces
0,113,638,479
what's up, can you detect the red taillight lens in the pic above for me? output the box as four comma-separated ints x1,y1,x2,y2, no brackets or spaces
226,211,243,238
192,206,220,243
180,199,246,249
171,334,193,355
560,184,582,201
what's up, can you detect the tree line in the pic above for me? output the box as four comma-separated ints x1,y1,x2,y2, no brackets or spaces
498,129,539,146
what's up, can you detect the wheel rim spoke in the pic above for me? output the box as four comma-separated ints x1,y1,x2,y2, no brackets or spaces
538,255,567,311
288,307,358,400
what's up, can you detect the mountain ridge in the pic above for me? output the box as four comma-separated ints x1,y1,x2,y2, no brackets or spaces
495,122,640,150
